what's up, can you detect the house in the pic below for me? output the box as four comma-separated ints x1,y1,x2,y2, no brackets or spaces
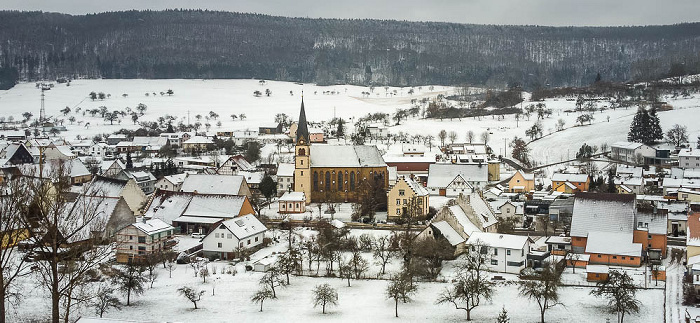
276,163,295,194
115,218,175,264
586,265,609,282
687,212,700,266
508,170,535,193
201,214,267,260
217,155,254,175
387,175,430,220
551,173,590,193
155,173,188,192
418,203,483,255
615,176,644,194
180,174,252,197
69,194,136,241
89,142,115,159
239,171,264,192
289,123,325,143
570,193,666,267
102,159,126,178
85,176,147,215
259,123,283,135
23,159,93,185
253,256,278,272
679,148,700,169
43,142,77,160
0,143,34,166
117,169,157,195
465,232,533,274
278,192,306,214
181,136,214,153
144,192,255,235
366,123,389,139
106,134,127,145
159,132,183,147
426,164,487,196
610,142,657,164
544,236,572,256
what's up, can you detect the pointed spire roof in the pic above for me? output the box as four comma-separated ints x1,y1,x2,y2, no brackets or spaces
296,97,309,144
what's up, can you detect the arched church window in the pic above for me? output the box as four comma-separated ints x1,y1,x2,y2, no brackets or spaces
325,172,331,191
350,172,355,191
313,172,318,191
298,148,306,156
338,172,343,191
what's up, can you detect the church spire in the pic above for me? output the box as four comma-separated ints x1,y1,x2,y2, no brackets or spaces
296,97,309,144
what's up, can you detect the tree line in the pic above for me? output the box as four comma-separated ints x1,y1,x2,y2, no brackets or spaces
1,10,700,89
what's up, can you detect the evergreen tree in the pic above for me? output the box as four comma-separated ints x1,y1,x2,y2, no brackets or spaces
607,167,617,193
125,152,133,169
647,107,663,144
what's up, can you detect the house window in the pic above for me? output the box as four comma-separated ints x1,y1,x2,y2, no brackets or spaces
403,199,407,205
507,250,511,256
138,237,146,243
218,243,222,248
598,255,602,258
396,199,400,205
227,234,232,239
630,257,635,260
622,256,626,260
494,249,498,256
247,239,251,245
255,237,259,242
491,259,498,265
301,171,303,176
399,190,405,196
396,209,400,215
612,256,617,259
215,233,219,238
300,160,303,165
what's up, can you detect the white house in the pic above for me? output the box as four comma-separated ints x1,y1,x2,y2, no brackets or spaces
155,173,188,192
276,163,295,194
427,164,488,196
679,148,700,169
201,214,267,260
610,142,656,164
465,232,533,274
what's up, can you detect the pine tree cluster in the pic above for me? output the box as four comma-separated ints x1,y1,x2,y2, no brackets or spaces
628,106,662,144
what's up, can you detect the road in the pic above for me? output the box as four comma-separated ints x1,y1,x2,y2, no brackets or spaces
666,263,684,323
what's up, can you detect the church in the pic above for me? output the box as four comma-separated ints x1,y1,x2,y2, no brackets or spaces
293,98,388,203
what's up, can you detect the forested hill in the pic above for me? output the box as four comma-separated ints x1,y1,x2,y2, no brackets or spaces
1,9,699,90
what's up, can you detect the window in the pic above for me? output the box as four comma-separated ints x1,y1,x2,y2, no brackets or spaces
396,199,400,205
138,237,146,243
217,243,222,248
612,256,617,259
491,259,498,265
247,239,251,245
215,233,219,238
325,172,331,191
507,250,511,256
399,189,405,196
255,237,259,242
129,236,133,240
622,256,626,260
313,172,319,191
350,172,355,191
301,171,303,176
630,257,635,260
494,249,498,256
338,172,343,191
300,160,303,165
403,199,407,205
396,209,400,215
227,234,232,239
598,255,602,258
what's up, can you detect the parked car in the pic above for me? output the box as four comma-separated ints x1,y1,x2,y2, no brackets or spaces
190,232,205,239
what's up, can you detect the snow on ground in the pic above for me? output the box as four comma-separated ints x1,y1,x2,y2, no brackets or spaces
10,257,664,323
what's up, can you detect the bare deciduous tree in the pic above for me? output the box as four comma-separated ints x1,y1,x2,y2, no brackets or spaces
178,286,205,309
312,283,338,314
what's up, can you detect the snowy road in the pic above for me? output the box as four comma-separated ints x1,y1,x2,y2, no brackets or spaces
666,263,684,323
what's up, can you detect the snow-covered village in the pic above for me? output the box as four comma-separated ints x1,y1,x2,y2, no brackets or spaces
1,2,700,323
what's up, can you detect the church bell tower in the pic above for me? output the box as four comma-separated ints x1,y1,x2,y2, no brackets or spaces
294,97,311,203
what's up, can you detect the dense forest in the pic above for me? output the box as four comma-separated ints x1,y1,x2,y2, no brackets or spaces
0,10,699,90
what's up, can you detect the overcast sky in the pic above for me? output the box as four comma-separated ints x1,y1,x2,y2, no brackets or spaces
3,0,699,27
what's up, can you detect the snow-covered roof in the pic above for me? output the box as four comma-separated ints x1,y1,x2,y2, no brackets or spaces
21,159,91,178
215,214,267,239
680,148,700,158
551,173,589,183
570,193,635,238
184,136,213,144
309,145,386,168
238,171,264,185
180,174,246,195
614,177,643,187
466,232,531,250
397,176,429,196
132,218,173,235
545,236,571,245
182,195,248,219
427,164,487,188
469,193,498,229
586,265,609,274
431,221,466,246
516,170,535,181
585,231,642,257
635,212,667,235
448,205,482,235
277,163,295,177
85,176,126,197
162,173,188,186
611,141,645,150
280,191,305,202
144,192,194,224
616,165,643,178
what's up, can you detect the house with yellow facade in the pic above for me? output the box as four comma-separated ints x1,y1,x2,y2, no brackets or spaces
387,175,430,220
552,173,590,193
508,170,535,192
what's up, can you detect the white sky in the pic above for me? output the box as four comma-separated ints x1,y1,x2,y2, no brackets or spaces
3,0,699,27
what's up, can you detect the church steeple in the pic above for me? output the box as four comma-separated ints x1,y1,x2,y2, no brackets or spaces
296,97,309,145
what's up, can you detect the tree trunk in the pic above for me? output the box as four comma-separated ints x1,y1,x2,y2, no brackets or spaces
540,308,545,323
260,300,263,312
322,302,326,314
467,308,471,321
127,288,131,306
395,299,399,317
194,301,198,310
51,258,60,323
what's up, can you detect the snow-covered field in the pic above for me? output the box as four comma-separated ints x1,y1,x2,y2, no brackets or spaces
3,79,700,173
